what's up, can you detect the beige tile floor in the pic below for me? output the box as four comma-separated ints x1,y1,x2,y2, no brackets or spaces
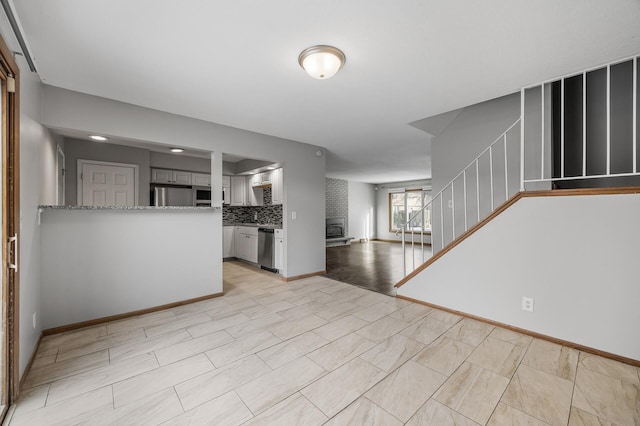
5,261,640,425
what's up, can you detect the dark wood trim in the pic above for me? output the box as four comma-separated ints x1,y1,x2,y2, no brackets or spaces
395,186,640,288
283,270,326,282
0,31,21,411
397,295,640,367
373,238,431,246
42,293,224,336
521,186,640,197
373,238,402,244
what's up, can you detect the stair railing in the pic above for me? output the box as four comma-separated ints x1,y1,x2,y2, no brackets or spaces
396,118,521,277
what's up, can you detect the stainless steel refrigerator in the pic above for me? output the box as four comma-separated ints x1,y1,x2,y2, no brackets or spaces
153,186,193,206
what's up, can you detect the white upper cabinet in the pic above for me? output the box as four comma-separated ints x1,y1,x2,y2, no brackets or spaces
172,170,192,185
192,172,211,187
260,171,272,185
151,168,173,184
246,176,264,206
222,175,231,187
249,173,262,188
271,168,283,205
151,168,193,185
230,176,247,206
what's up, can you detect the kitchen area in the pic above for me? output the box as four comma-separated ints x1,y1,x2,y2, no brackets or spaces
149,156,285,275
37,134,288,330
53,134,287,276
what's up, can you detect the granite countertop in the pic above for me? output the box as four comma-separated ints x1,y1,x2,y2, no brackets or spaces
39,205,222,211
224,222,283,229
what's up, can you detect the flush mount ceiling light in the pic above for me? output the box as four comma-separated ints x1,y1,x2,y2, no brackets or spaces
298,45,346,80
89,135,108,141
170,148,184,153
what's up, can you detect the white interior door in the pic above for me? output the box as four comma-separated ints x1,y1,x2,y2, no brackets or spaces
79,160,138,206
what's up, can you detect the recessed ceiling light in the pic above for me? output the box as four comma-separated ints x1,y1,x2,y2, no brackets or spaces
170,148,184,153
89,135,108,141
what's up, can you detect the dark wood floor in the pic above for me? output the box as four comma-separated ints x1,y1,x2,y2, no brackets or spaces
325,241,432,296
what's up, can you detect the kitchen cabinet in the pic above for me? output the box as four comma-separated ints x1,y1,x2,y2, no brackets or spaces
249,173,262,188
246,178,264,206
222,176,231,187
234,226,258,263
271,168,283,205
230,176,247,206
172,170,192,185
223,226,234,258
151,168,173,184
151,168,192,185
192,172,211,187
260,171,272,185
275,228,284,273
249,171,273,187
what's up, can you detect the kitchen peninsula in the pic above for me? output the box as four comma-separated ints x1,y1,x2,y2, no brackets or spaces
38,205,222,331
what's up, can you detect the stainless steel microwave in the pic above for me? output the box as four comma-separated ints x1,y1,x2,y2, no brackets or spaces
194,187,212,206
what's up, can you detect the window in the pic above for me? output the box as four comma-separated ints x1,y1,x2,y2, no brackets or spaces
389,189,431,232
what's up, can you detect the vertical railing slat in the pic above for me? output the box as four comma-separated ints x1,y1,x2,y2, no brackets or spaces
439,194,444,252
451,183,455,240
489,148,494,211
476,159,480,222
504,134,509,199
520,89,525,191
541,84,545,180
561,79,565,178
463,169,468,231
607,65,611,175
634,57,637,174
583,72,587,177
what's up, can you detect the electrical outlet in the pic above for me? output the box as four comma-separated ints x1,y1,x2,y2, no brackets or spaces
447,199,453,208
32,312,37,329
522,297,534,312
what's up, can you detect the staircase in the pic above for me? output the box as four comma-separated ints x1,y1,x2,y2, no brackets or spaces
395,53,640,286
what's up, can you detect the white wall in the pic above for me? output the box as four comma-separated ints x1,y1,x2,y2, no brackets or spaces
347,181,376,241
398,193,640,361
15,57,60,378
40,209,220,329
40,86,326,279
375,179,431,242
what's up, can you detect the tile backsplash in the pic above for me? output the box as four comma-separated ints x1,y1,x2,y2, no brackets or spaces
223,187,283,225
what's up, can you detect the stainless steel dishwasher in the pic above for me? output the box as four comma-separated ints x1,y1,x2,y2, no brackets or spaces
258,228,276,272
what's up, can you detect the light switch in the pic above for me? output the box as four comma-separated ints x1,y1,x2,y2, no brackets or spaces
292,211,297,220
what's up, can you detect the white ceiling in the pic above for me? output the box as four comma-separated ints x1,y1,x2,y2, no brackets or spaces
11,0,640,183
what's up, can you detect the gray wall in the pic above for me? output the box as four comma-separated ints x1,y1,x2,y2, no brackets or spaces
150,151,211,174
348,181,376,241
326,178,349,235
430,92,550,252
432,93,521,194
40,209,219,329
64,138,152,206
41,85,326,279
13,53,60,378
398,193,640,361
